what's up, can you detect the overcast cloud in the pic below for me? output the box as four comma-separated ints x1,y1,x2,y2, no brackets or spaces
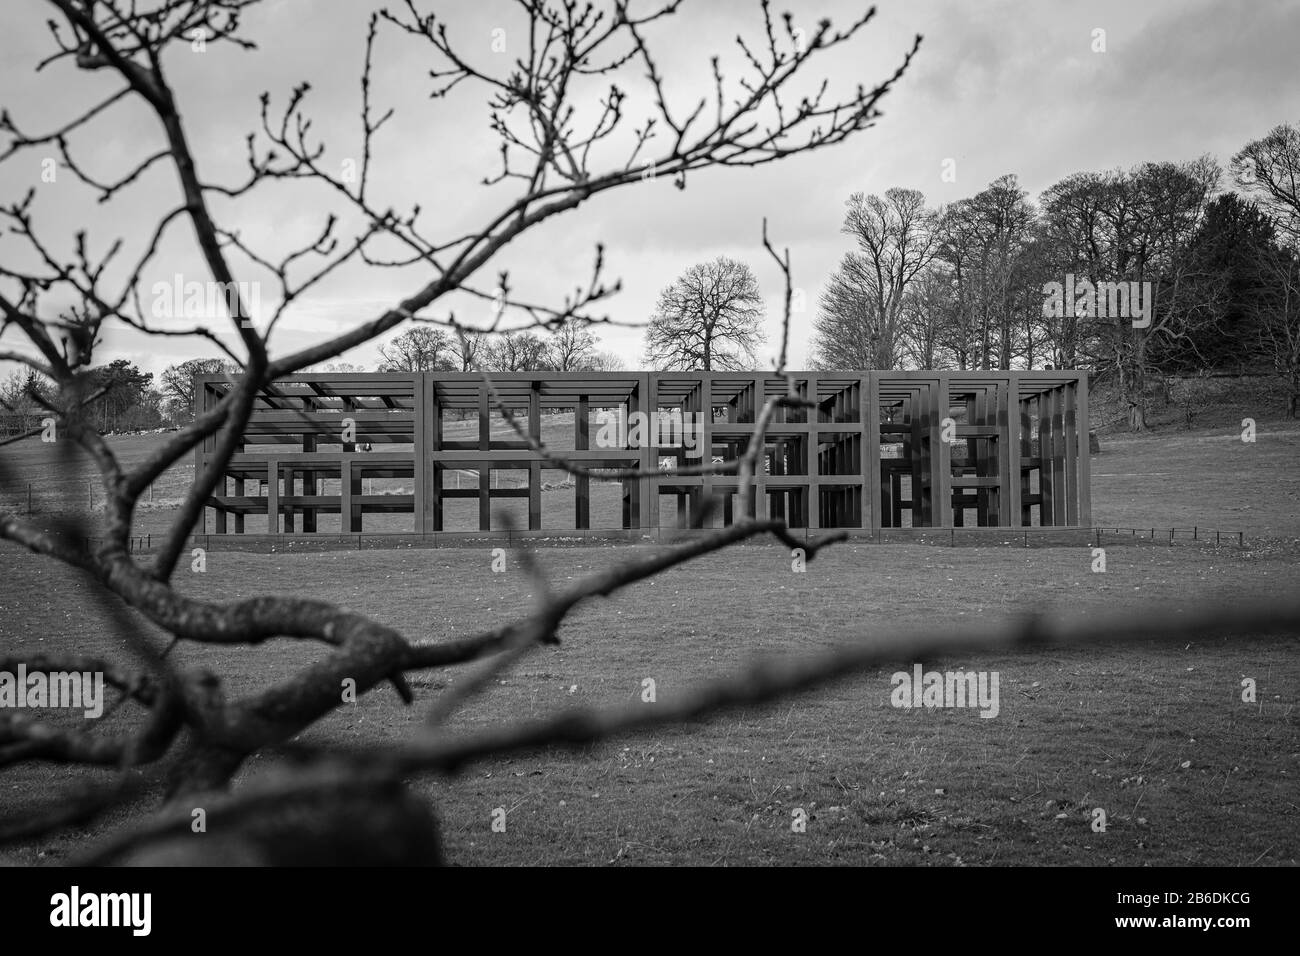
1,0,1295,377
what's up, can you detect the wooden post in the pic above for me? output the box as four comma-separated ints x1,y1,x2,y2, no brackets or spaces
935,375,952,529
302,433,317,532
1006,373,1021,527
266,458,279,533
414,374,427,534
340,458,353,533
1075,371,1092,527
576,393,589,530
529,462,542,531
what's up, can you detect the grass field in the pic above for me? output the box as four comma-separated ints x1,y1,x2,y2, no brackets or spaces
1,415,1298,865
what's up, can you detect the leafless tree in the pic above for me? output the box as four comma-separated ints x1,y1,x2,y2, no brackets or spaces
1232,121,1300,244
0,0,931,863
159,357,240,422
0,370,45,438
940,176,1036,370
454,332,482,373
309,361,369,373
545,322,599,371
643,257,766,370
1039,159,1220,429
585,348,625,371
377,326,457,372
482,330,552,371
1248,241,1300,416
896,266,954,370
811,253,880,370
812,188,937,369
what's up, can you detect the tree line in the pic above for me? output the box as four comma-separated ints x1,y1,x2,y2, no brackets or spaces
0,323,625,436
641,121,1300,428
6,121,1296,438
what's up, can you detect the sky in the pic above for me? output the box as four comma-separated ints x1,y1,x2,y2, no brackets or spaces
1,0,1296,380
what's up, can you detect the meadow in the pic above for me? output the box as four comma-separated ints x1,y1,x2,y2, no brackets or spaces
0,415,1297,865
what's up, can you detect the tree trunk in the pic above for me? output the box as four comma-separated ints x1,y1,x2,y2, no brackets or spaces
1122,333,1148,431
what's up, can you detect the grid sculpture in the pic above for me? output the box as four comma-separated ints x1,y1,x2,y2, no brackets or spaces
194,370,1090,535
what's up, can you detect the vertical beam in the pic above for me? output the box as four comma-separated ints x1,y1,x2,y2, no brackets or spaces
195,377,214,534
214,467,227,534
574,392,590,530
935,375,952,529
1051,387,1067,526
1063,379,1079,525
427,375,442,532
977,387,982,528
194,379,206,534
701,376,714,527
529,462,542,531
576,471,590,530
302,434,317,532
234,475,244,534
1076,371,1092,527
866,373,881,534
1021,394,1035,525
1037,392,1053,526
1006,373,1021,527
351,458,364,533
479,464,491,531
528,380,541,443
804,374,819,530
414,374,426,534
576,394,589,450
283,464,295,533
266,458,279,534
908,389,924,527
340,457,353,533
479,385,491,451
645,375,660,529
636,373,651,530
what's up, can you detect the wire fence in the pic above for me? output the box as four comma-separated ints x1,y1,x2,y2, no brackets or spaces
31,524,1249,556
